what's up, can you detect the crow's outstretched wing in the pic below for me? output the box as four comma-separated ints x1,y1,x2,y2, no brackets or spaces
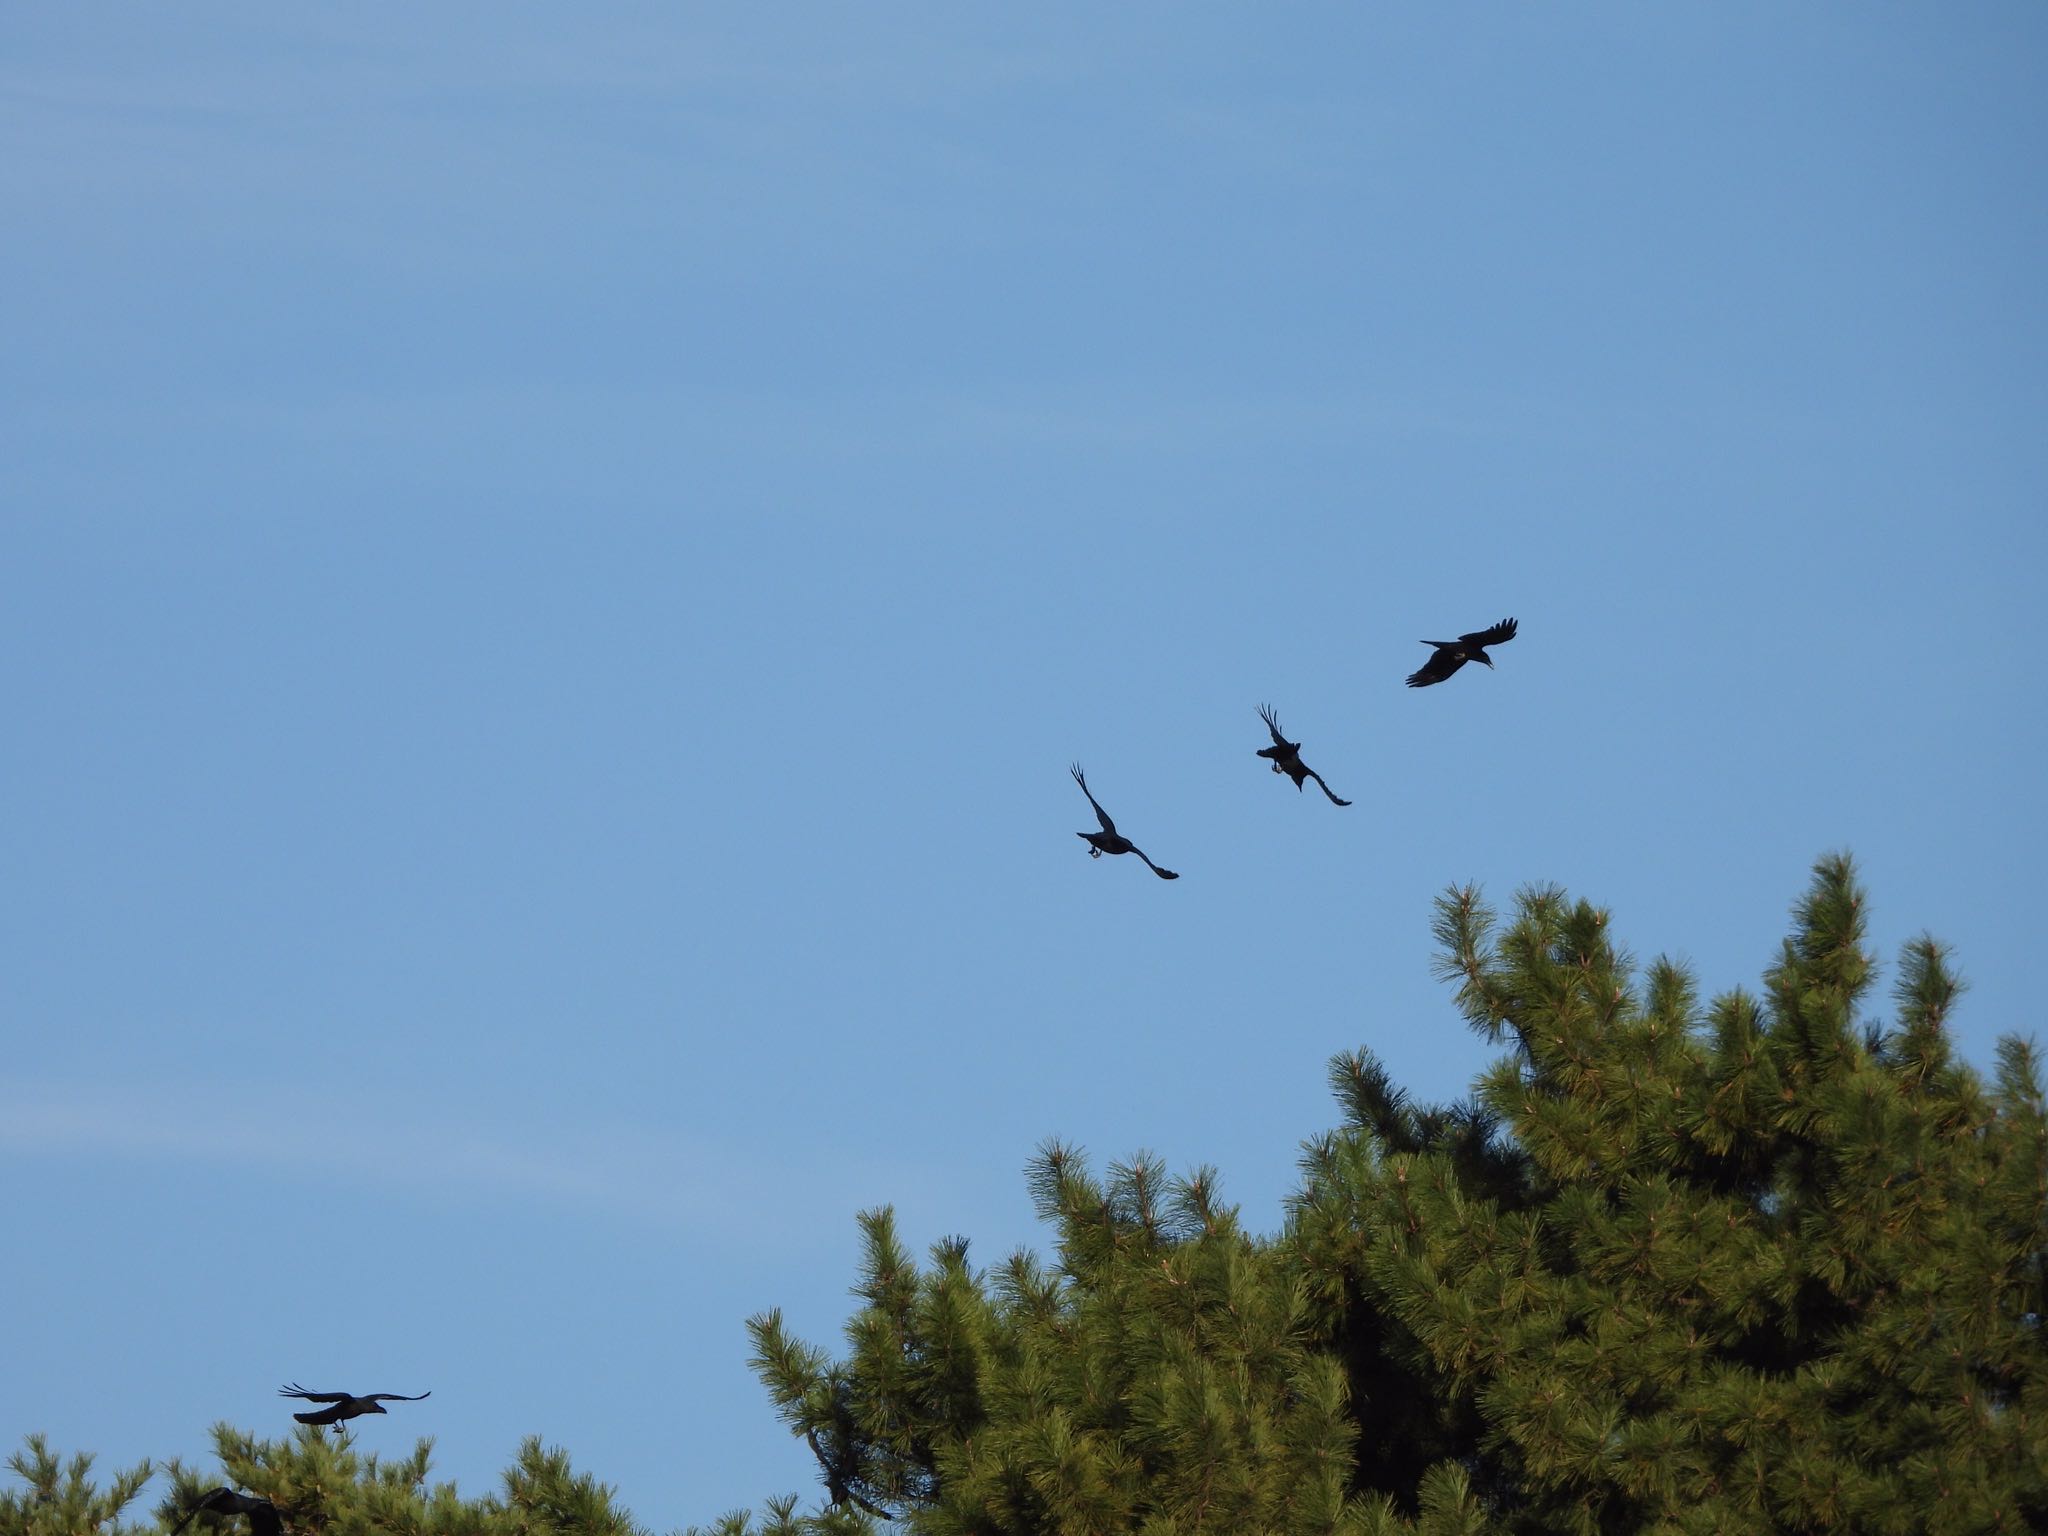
1070,764,1117,836
1406,647,1465,688
277,1385,349,1403
1131,847,1179,880
169,1489,280,1536
168,1488,234,1536
363,1391,430,1403
1304,769,1351,807
1258,704,1290,751
1459,616,1517,649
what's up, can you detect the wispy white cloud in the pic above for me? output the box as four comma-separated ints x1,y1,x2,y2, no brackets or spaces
0,1077,939,1248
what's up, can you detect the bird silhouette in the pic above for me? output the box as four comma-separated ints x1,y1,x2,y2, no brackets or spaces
1256,706,1350,806
278,1383,430,1426
1070,765,1178,879
1406,617,1518,687
167,1489,282,1536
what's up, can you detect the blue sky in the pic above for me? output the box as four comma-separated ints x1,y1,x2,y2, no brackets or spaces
4,5,2045,1529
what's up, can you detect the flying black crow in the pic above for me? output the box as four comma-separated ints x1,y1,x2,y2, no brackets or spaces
1406,617,1518,688
1256,706,1350,806
167,1488,282,1536
277,1383,430,1427
1070,765,1178,879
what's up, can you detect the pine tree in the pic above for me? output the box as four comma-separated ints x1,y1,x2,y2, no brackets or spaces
727,1152,1359,1536
727,856,2047,1533
2,1429,641,1536
1289,855,2048,1533
1,1437,154,1536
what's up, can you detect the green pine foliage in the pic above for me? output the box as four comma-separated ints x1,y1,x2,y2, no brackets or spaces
0,1430,641,1536
728,1153,1356,1536
731,856,2047,1534
1293,855,2047,1533
1,1438,154,1536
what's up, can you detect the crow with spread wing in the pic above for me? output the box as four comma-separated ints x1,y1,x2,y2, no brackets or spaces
278,1383,430,1427
1256,706,1350,806
1070,764,1178,879
167,1489,282,1536
1406,617,1518,688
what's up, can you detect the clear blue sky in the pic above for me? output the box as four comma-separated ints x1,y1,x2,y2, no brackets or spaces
4,5,2044,1530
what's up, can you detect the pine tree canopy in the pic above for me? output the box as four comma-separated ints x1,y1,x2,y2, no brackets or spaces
8,858,2044,1536
0,1428,643,1536
718,855,2047,1535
